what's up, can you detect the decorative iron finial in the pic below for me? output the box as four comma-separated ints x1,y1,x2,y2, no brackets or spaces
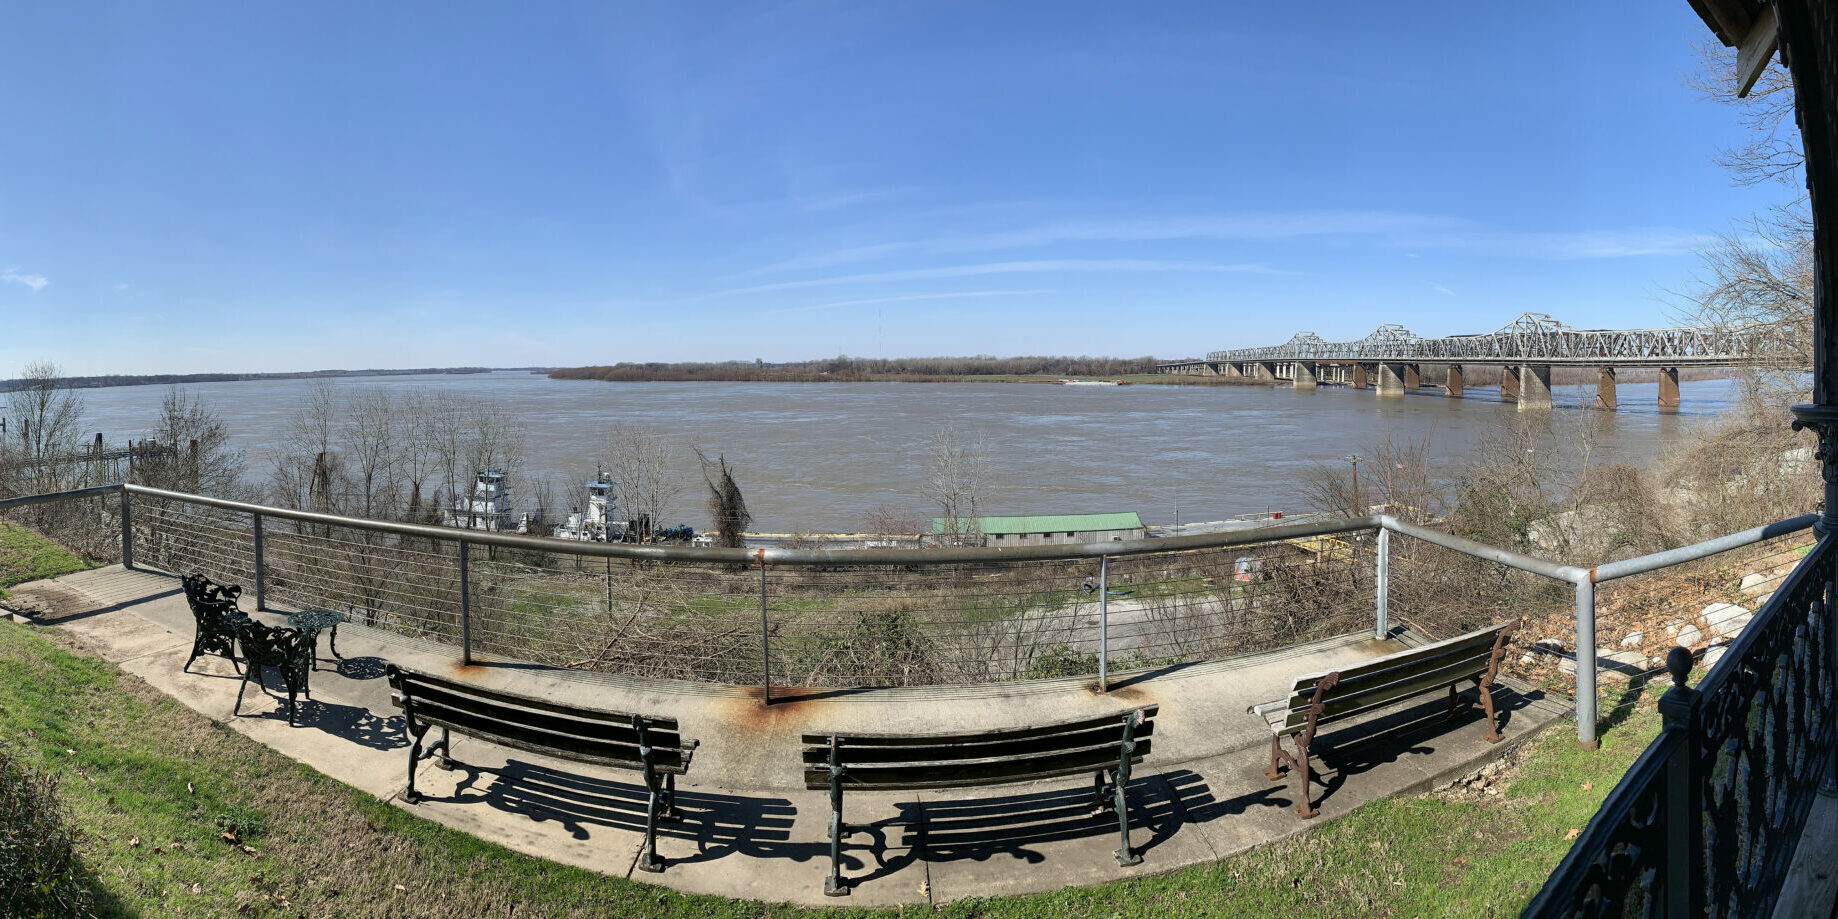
1666,645,1693,688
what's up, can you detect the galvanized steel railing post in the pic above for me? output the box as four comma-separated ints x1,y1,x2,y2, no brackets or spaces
252,512,266,611
119,487,133,570
1374,526,1390,640
1097,555,1110,692
1574,579,1599,750
759,560,772,705
458,540,472,665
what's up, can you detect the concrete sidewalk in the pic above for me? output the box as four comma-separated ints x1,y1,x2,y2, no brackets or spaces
18,565,1570,907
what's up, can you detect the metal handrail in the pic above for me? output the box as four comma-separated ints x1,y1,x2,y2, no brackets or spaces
120,483,1383,566
0,483,124,511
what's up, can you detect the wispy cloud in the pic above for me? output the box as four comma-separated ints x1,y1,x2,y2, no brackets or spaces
1400,228,1711,259
752,210,1461,275
1429,282,1454,296
716,259,1279,298
795,289,1053,312
2,268,48,293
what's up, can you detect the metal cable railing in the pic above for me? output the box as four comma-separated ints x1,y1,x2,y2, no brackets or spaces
0,484,1819,750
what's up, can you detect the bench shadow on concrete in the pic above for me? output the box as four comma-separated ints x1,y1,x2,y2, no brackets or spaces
232,666,411,751
885,776,1187,873
1302,685,1546,813
438,759,822,866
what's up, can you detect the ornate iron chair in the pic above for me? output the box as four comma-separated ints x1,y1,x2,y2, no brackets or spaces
180,573,251,674
232,620,314,726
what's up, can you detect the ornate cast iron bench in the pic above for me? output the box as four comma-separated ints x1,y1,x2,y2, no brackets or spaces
802,705,1158,897
385,665,700,874
1248,619,1522,819
180,572,250,674
232,620,314,726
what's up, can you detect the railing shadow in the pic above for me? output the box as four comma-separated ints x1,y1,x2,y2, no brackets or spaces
438,759,816,866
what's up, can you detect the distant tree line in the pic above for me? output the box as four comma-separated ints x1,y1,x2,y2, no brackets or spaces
550,354,1162,383
0,367,495,393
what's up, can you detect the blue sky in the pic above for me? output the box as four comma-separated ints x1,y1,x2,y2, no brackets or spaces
0,2,1793,375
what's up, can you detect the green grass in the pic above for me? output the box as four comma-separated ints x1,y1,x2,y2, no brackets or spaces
0,614,1663,919
0,519,94,598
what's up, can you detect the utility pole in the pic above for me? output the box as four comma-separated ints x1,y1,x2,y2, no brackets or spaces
1345,454,1361,517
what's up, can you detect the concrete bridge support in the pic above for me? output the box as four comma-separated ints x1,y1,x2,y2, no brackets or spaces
1500,365,1521,403
1253,361,1277,382
1352,364,1370,390
1445,364,1464,398
1376,362,1408,395
1402,364,1421,390
1220,363,1244,379
1595,368,1617,411
1658,367,1680,409
1517,363,1553,411
1292,361,1318,389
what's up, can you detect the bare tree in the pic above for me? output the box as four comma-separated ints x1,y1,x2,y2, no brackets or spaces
697,450,751,548
137,387,248,497
863,502,928,537
605,425,680,533
3,361,88,496
925,422,988,546
1682,40,1812,397
270,382,342,512
341,389,399,520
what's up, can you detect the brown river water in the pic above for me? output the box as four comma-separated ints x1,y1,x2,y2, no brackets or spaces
73,371,1737,534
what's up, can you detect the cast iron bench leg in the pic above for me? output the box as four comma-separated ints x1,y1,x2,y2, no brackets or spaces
1114,711,1142,867
636,767,665,873
825,737,849,896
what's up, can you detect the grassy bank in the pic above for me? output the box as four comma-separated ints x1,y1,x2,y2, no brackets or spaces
0,519,93,598
0,614,1659,919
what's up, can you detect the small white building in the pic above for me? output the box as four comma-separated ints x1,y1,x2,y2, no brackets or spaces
930,512,1147,547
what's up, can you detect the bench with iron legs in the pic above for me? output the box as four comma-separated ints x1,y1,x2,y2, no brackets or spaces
802,705,1158,897
385,665,699,873
1248,619,1522,819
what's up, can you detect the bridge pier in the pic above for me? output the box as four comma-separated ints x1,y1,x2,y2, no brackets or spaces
1220,362,1244,379
1517,363,1553,411
1403,363,1421,390
1445,363,1464,398
1500,365,1521,402
1253,361,1277,381
1376,362,1407,396
1292,361,1317,389
1352,363,1370,390
1595,368,1617,411
1659,367,1680,409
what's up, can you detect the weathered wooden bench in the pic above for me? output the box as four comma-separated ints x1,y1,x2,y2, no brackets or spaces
802,706,1158,897
1249,619,1522,819
385,664,700,873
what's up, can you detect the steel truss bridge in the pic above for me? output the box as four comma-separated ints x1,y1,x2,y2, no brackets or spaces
1174,313,1786,368
1156,313,1795,410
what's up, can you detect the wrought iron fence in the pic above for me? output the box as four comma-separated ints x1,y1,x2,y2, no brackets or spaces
1522,533,1836,918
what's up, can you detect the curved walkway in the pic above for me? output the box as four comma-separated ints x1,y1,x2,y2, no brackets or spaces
19,565,1568,907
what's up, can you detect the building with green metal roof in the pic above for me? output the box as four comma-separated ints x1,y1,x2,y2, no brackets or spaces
929,512,1145,546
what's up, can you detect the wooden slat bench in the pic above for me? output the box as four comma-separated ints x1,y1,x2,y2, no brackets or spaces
802,705,1158,897
385,664,700,873
1248,619,1522,819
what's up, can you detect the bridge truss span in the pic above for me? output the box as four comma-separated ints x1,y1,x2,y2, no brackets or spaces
1196,313,1779,367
